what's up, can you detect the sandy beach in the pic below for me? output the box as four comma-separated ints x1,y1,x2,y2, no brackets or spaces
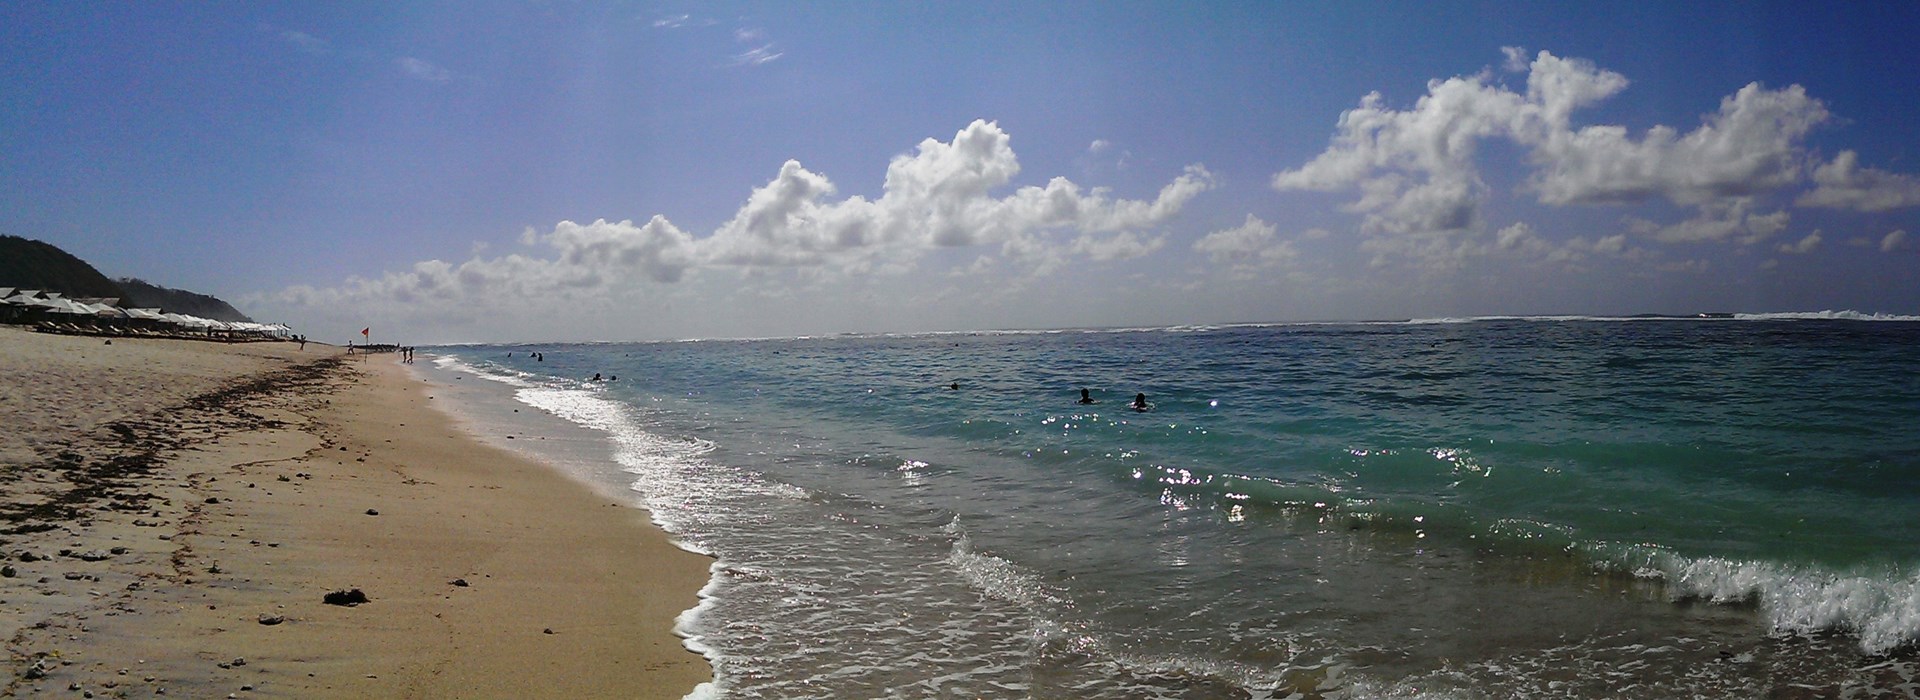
0,326,712,698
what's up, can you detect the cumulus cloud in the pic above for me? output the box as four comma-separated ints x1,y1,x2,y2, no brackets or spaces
260,120,1213,316
1884,229,1909,252
697,121,1211,270
1797,151,1920,211
1777,230,1822,254
1193,214,1297,268
1274,48,1838,254
1527,82,1826,206
1270,75,1522,235
1624,198,1790,244
1070,232,1165,262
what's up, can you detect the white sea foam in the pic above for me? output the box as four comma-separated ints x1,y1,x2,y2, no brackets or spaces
429,355,539,387
428,356,735,689
1405,310,1920,324
1604,544,1920,653
941,517,1064,610
1734,309,1920,322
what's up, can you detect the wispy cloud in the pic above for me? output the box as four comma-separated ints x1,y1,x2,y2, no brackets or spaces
725,25,784,67
278,29,331,55
729,44,784,67
265,23,467,84
396,56,453,82
653,13,693,29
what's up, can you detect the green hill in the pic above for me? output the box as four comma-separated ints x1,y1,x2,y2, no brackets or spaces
0,235,254,322
117,278,253,323
0,235,128,300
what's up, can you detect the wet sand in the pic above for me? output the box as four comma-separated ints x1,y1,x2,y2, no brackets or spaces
0,326,712,698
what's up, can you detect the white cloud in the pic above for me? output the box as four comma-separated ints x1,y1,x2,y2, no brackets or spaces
1624,199,1789,244
653,14,692,28
279,29,331,55
1089,139,1111,154
697,119,1203,267
1777,230,1822,254
1274,48,1836,262
1193,214,1296,268
725,26,783,67
548,217,698,282
1494,221,1539,251
1526,82,1826,206
1500,46,1531,73
729,44,784,67
1884,229,1910,252
396,56,453,82
1797,151,1920,212
260,121,1214,322
1070,232,1165,262
1270,75,1524,235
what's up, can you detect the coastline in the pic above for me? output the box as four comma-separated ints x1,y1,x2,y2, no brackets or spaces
0,327,713,698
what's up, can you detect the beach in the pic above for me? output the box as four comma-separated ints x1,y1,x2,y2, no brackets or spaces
0,326,712,698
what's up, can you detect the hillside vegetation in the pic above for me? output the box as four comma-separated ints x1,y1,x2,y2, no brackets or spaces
0,235,254,322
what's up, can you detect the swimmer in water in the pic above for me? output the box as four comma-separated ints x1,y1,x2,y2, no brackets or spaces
1078,388,1096,404
1131,393,1150,411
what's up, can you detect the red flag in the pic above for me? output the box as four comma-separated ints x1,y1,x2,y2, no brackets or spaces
361,327,370,338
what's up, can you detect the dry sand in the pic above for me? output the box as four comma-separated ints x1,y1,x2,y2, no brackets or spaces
0,326,713,698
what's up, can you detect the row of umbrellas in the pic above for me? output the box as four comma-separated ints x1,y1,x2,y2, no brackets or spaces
1,287,293,337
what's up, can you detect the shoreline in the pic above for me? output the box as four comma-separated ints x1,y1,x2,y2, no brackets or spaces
0,327,713,698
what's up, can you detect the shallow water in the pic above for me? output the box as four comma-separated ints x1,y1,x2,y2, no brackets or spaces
423,315,1920,698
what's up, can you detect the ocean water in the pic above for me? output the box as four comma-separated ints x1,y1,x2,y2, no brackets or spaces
419,314,1920,699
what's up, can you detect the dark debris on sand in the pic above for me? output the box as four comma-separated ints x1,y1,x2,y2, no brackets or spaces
0,357,348,540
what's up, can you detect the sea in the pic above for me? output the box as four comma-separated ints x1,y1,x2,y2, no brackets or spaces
415,312,1920,699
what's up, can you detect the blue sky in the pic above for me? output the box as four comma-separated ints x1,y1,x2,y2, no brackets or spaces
4,2,1917,342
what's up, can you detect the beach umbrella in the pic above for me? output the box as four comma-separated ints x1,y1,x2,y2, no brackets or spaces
48,298,94,315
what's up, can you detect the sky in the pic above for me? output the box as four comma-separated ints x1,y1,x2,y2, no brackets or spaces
4,1,1918,343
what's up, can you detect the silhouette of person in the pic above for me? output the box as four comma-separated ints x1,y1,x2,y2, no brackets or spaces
1132,393,1150,411
1078,388,1096,404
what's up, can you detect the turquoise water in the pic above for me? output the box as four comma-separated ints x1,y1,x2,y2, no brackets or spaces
425,315,1920,698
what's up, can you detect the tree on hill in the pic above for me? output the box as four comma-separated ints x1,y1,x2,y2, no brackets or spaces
0,235,129,300
0,234,256,322
116,278,254,323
